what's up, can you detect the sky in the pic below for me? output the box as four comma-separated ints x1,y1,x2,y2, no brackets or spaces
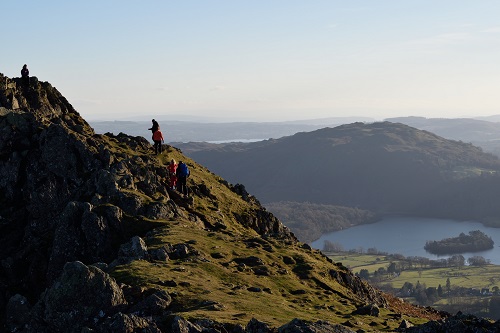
3,1,500,122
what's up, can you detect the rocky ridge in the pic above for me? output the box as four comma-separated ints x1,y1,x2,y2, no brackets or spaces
0,73,484,332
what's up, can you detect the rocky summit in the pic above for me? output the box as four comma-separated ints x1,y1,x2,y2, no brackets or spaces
0,73,497,332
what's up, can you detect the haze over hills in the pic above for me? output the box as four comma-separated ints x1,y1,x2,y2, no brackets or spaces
177,122,500,243
89,117,375,143
90,115,500,158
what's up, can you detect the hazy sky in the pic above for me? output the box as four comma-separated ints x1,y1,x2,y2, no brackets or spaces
3,1,500,121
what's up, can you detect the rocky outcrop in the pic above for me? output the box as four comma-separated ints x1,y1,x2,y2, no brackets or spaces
329,263,388,307
399,311,500,333
0,73,303,330
0,74,176,322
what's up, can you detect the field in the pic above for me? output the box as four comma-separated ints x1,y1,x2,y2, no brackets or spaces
327,253,500,290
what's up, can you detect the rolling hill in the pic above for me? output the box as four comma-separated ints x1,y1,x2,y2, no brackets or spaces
177,122,500,242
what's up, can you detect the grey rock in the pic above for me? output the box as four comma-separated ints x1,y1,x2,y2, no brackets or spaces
129,289,172,316
99,312,161,333
278,318,356,333
399,319,413,329
167,243,191,259
246,317,272,333
352,303,380,317
149,247,170,261
171,315,203,333
118,236,148,259
5,294,31,332
41,261,127,332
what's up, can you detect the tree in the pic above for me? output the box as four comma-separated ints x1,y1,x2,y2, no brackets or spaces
448,254,465,269
437,284,443,297
426,287,438,303
400,282,414,296
323,240,344,252
387,262,397,274
358,269,370,280
467,255,489,266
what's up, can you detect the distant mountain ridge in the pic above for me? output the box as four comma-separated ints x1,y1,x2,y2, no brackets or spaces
89,117,375,143
178,122,500,237
90,116,500,158
385,116,500,156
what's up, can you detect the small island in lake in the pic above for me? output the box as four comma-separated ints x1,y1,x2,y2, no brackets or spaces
424,230,494,255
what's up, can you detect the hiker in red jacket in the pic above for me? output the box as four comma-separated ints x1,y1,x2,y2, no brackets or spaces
167,159,178,189
152,129,164,155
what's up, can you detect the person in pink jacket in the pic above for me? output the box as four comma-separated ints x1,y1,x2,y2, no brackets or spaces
167,159,178,189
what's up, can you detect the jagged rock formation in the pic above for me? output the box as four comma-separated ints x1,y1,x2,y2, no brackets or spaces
0,72,462,332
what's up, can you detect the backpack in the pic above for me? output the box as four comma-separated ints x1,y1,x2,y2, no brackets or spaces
177,163,189,177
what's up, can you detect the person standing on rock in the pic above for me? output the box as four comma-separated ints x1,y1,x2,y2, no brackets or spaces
148,119,159,139
177,161,190,197
21,64,29,86
152,129,164,155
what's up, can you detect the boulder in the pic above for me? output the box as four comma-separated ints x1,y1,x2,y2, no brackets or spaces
99,312,162,333
246,317,272,333
278,318,356,333
352,303,380,317
171,315,203,333
41,261,127,331
5,294,31,332
129,289,172,316
118,236,148,259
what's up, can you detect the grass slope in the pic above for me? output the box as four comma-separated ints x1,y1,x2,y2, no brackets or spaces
98,139,439,331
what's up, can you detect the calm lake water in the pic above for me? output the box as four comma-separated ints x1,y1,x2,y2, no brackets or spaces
310,217,500,265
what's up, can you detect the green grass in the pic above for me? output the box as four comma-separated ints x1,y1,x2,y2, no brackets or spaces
100,137,442,331
327,252,500,290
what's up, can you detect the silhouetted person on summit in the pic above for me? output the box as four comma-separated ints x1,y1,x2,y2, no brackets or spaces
21,64,29,86
148,119,159,138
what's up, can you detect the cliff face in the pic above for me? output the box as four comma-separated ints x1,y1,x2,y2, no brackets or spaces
0,73,446,332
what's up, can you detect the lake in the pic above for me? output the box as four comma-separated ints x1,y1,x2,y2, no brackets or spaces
310,217,500,265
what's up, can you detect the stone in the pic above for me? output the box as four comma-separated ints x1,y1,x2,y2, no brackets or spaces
41,261,127,331
246,317,272,333
5,294,31,332
118,236,148,259
352,303,380,317
171,315,203,333
129,289,172,316
278,318,356,333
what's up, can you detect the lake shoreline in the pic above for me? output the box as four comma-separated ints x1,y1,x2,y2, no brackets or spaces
310,217,500,265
